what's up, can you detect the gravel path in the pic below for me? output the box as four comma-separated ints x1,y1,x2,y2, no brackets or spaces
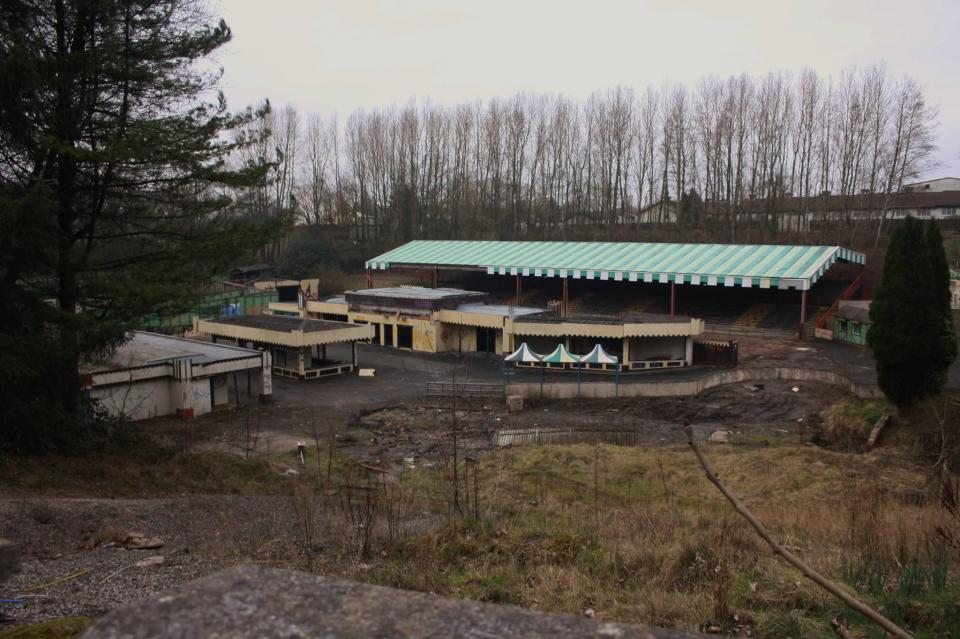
0,495,300,625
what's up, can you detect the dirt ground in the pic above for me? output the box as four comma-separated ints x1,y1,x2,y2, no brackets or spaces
142,336,847,467
0,340,854,629
340,379,844,466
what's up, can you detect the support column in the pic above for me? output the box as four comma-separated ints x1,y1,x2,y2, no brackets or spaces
670,282,677,316
366,268,373,289
352,341,357,367
515,274,522,306
621,337,629,368
799,289,809,341
562,278,569,316
433,266,439,288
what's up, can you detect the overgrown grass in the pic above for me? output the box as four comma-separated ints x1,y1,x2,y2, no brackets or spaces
4,413,957,638
0,617,92,639
0,448,294,497
819,399,890,450
352,442,959,638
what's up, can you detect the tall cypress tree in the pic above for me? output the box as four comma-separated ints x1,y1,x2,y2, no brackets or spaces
868,217,950,407
0,0,279,450
925,219,958,389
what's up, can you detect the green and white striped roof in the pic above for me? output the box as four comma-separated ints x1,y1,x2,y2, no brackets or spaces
366,241,865,291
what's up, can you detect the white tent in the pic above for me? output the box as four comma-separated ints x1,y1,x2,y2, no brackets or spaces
504,342,543,363
580,344,619,365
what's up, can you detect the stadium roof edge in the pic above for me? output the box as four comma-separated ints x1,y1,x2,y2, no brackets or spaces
365,240,865,291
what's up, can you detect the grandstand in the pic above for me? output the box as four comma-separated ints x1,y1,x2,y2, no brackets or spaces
365,240,866,339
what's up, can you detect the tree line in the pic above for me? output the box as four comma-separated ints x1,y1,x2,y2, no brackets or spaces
236,64,938,249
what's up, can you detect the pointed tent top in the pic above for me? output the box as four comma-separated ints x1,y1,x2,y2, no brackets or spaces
580,344,619,364
504,342,543,363
542,344,580,364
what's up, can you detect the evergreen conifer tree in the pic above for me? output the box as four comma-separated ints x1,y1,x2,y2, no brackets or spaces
925,219,958,389
0,0,279,450
868,217,950,407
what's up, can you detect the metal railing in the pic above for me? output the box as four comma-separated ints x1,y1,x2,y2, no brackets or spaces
816,272,865,330
426,381,505,399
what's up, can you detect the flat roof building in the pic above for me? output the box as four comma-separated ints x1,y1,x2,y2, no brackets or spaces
193,314,373,380
82,331,271,421
271,286,704,370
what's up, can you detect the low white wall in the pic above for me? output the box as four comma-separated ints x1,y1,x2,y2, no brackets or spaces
507,366,883,400
90,379,173,421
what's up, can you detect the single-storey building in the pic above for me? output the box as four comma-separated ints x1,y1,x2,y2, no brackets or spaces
193,314,374,380
511,312,703,370
82,331,271,421
832,301,871,346
270,286,704,369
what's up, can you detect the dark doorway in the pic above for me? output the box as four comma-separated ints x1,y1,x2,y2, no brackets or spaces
383,324,394,347
397,325,413,349
476,327,496,353
276,284,298,303
372,323,380,344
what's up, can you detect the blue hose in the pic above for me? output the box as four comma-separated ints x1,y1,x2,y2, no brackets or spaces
0,599,22,604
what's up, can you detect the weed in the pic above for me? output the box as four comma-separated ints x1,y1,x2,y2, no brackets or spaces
0,617,92,639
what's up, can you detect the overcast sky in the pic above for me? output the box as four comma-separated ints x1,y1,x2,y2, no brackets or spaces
213,0,960,177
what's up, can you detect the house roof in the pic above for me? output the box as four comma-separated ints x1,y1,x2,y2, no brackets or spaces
208,314,352,333
834,306,872,323
85,331,260,372
738,190,960,213
194,314,373,347
367,241,865,291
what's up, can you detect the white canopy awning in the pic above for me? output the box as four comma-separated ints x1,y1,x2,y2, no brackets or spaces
580,344,619,365
504,342,543,363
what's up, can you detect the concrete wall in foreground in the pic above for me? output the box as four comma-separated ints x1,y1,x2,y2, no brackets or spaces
507,366,884,400
82,565,701,639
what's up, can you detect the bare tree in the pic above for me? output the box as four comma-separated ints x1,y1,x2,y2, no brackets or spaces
236,65,938,247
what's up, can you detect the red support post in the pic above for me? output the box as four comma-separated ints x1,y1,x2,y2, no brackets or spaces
799,289,809,340
670,281,677,316
562,278,569,316
366,268,372,289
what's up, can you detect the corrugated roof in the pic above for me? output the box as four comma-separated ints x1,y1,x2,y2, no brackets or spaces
367,241,865,291
86,331,259,372
834,306,872,323
456,303,544,317
209,314,354,333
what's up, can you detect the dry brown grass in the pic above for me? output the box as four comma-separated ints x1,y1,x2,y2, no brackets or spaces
352,441,959,638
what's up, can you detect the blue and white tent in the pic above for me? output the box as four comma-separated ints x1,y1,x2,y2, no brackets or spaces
542,344,580,364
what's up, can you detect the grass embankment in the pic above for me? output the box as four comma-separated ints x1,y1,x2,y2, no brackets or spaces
0,448,293,497
360,438,959,638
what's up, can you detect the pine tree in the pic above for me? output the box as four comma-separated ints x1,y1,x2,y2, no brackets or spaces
0,0,279,450
868,217,949,407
